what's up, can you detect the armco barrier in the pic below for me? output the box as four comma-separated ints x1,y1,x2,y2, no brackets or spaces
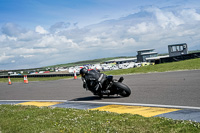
160,52,200,63
0,74,76,78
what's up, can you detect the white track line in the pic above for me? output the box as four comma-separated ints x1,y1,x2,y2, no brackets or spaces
1,100,200,110
69,101,200,110
0,100,67,102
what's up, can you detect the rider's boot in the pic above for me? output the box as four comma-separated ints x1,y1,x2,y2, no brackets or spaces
118,77,124,82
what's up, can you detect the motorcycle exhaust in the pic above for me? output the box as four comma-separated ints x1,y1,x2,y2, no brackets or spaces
118,77,124,83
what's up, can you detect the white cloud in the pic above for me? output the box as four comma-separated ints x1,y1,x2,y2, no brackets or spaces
18,31,40,41
128,22,155,34
12,48,58,54
147,7,184,29
20,55,35,58
0,53,14,62
180,9,200,21
0,34,17,42
49,22,70,33
1,23,26,37
177,29,195,37
84,36,100,43
122,38,136,45
35,25,48,34
35,34,79,50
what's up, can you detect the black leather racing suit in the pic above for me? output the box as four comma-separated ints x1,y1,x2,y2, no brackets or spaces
82,70,106,94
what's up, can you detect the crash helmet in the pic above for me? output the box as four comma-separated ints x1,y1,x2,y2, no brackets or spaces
80,68,88,77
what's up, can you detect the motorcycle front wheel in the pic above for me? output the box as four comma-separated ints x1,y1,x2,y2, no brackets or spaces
113,82,131,97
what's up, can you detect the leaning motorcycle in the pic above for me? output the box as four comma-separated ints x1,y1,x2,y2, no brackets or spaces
82,75,131,97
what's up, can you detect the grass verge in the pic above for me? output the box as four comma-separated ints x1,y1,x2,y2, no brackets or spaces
0,76,73,83
0,105,200,133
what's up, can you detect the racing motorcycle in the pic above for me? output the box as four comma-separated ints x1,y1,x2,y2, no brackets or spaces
82,75,131,97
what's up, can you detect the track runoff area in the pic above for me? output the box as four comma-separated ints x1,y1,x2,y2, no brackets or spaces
1,100,200,122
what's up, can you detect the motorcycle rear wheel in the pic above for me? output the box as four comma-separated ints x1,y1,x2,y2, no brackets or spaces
113,82,131,97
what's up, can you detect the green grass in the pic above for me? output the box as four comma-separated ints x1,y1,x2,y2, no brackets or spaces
0,76,73,83
0,105,200,133
104,58,200,75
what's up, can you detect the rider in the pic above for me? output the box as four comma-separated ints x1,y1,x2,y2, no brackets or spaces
80,68,106,95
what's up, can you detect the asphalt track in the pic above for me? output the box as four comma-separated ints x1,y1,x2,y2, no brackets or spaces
0,70,200,122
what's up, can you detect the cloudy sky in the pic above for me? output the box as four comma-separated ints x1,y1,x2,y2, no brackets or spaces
0,0,200,70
